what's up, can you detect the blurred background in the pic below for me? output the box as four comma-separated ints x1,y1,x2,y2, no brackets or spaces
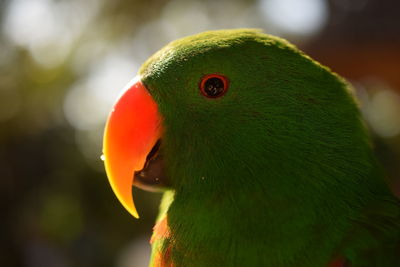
1,0,399,266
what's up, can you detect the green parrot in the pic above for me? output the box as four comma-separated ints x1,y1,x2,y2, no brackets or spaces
102,29,400,267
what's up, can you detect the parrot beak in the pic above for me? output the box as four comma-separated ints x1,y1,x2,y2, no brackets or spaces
102,76,164,218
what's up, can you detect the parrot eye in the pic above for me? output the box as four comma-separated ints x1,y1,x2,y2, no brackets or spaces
200,74,229,98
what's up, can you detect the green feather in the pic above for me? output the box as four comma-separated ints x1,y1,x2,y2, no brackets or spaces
139,29,399,267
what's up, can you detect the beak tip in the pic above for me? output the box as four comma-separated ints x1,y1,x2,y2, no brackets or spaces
113,182,141,219
124,200,140,218
117,191,140,219
127,206,140,219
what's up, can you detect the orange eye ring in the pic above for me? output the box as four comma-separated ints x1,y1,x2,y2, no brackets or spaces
199,74,229,98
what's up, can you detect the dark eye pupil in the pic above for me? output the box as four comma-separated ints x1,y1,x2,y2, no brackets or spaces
204,77,224,97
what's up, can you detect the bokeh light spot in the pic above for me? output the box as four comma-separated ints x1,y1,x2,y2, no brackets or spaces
368,89,400,137
258,0,328,36
64,52,139,131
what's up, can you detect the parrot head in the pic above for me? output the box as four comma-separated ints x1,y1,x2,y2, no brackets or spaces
103,29,373,218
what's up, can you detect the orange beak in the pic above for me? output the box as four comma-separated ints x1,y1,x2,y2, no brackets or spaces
102,77,162,218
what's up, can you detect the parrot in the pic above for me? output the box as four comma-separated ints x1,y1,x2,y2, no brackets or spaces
102,29,400,267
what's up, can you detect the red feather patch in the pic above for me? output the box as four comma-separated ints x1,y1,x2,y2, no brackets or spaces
328,256,349,267
151,216,173,267
151,216,171,244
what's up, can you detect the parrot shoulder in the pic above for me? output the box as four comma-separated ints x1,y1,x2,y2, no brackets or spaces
341,195,400,265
